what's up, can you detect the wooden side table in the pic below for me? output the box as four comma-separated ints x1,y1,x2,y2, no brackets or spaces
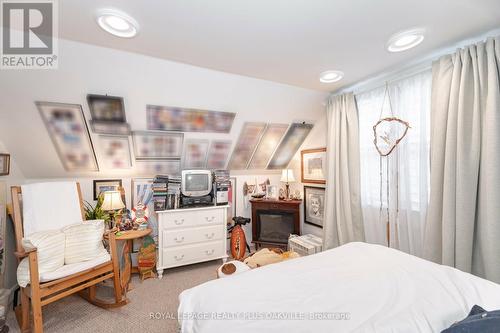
113,229,152,293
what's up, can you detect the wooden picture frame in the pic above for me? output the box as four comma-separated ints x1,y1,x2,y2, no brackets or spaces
304,186,325,228
301,148,327,184
93,179,122,200
0,154,10,176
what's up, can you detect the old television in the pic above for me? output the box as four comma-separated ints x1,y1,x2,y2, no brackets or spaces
181,170,213,197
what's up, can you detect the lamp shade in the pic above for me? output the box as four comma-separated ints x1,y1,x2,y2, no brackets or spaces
280,169,296,183
101,191,125,211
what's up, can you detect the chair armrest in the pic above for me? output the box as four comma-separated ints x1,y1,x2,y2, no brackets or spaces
14,247,37,258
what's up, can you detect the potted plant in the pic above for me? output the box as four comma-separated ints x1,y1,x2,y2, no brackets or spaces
83,193,111,227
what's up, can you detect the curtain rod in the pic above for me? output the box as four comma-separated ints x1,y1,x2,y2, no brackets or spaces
329,27,500,98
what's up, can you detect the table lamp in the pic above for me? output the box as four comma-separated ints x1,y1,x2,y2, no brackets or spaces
101,191,125,229
280,169,295,200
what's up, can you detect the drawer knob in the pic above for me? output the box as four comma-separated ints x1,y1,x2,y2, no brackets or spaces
175,236,184,243
174,219,184,225
174,254,184,261
205,216,215,222
205,233,215,239
205,249,215,255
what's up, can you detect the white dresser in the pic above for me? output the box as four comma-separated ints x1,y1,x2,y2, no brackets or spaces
156,205,229,278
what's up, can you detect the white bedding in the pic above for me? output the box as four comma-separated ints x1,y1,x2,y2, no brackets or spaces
178,242,500,333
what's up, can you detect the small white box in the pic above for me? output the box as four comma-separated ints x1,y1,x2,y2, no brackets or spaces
288,234,323,256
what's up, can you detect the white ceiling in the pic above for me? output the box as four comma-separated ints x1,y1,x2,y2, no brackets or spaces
59,0,500,91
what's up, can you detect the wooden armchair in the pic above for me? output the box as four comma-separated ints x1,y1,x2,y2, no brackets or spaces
11,182,127,333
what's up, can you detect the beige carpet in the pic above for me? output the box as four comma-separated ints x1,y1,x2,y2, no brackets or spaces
6,260,222,333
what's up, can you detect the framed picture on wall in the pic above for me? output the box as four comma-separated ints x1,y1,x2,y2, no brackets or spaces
87,94,126,123
37,102,99,172
183,139,209,169
247,123,288,169
132,131,183,160
267,123,314,169
227,122,267,170
206,140,232,169
93,179,122,200
304,186,325,228
0,154,10,176
98,135,133,169
301,148,327,184
146,104,235,133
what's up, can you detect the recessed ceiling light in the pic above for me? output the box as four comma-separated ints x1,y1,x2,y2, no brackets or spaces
96,9,139,38
387,28,425,52
319,70,344,83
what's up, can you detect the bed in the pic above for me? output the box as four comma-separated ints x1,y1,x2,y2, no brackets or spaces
178,242,500,333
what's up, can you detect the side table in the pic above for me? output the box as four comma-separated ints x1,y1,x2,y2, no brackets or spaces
113,229,152,293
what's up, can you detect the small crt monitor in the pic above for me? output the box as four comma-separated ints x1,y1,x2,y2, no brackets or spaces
181,170,213,197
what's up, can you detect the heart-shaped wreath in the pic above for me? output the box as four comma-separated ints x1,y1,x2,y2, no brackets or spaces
373,117,410,156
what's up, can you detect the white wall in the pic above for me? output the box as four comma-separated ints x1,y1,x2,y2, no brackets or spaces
0,38,327,179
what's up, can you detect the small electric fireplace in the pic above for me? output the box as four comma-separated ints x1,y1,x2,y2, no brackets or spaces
250,199,301,249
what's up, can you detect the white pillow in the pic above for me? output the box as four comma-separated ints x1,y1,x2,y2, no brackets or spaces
17,230,65,287
63,219,107,264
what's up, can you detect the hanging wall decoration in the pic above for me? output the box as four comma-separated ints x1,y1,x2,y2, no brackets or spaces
132,131,183,160
87,94,131,135
37,102,99,172
227,122,267,170
247,123,288,169
301,148,327,184
182,139,209,169
373,83,410,246
267,123,314,169
0,154,10,176
98,135,133,169
147,105,235,133
206,140,232,169
87,94,127,123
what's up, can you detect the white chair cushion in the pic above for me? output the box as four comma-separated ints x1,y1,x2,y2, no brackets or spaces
21,182,83,236
40,251,110,282
17,230,66,287
63,220,106,265
17,251,110,286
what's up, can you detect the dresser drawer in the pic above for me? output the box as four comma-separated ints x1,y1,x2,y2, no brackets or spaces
162,241,224,267
161,209,224,229
162,225,223,247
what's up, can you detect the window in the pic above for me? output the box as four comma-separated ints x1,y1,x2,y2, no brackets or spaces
356,70,431,255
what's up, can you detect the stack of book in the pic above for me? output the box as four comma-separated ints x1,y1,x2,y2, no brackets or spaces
166,175,181,209
152,175,169,211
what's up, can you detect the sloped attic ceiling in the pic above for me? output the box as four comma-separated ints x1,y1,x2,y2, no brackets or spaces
0,39,327,179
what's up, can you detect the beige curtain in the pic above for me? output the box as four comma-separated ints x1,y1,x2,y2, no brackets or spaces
424,36,500,283
323,93,365,249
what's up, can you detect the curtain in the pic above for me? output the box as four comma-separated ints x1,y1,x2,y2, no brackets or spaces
357,71,431,257
323,93,365,249
424,36,500,283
